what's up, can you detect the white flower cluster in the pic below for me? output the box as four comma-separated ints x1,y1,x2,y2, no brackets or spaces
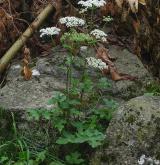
59,16,85,28
86,57,108,70
103,16,113,22
78,0,106,10
90,29,107,42
80,46,88,52
32,69,40,76
138,155,160,165
40,27,61,37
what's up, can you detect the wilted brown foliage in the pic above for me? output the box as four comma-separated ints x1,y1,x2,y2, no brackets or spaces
0,0,160,77
102,0,160,77
0,0,54,57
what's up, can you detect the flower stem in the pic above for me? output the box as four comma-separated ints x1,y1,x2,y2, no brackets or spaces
66,54,73,97
51,36,55,47
80,60,87,102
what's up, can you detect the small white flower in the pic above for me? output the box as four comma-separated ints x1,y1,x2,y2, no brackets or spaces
154,160,160,165
40,27,61,37
86,57,108,70
138,155,160,165
59,16,85,27
141,155,146,159
12,64,21,69
90,29,107,42
138,158,145,165
103,16,113,22
32,69,40,76
80,46,88,51
138,155,146,165
79,8,88,14
78,0,106,11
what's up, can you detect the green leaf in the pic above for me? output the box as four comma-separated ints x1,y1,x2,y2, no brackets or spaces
19,151,28,161
48,92,66,105
144,92,154,96
97,77,111,89
48,98,57,105
0,156,8,163
72,121,85,130
75,129,106,148
56,137,69,145
14,161,26,165
28,160,36,165
65,152,84,165
49,161,65,165
80,78,93,92
43,111,52,120
59,101,70,109
27,109,41,121
94,107,115,121
70,108,81,116
68,99,81,106
103,99,118,110
56,133,75,145
36,151,46,162
65,56,73,65
53,119,67,132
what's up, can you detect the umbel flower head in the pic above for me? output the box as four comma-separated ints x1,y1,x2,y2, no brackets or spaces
103,16,113,22
90,29,107,42
138,154,160,165
78,0,106,10
59,16,85,28
39,27,61,37
86,57,108,70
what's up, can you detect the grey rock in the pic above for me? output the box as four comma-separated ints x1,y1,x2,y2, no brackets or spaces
0,45,157,165
96,96,160,165
0,45,153,111
0,76,65,111
107,45,153,99
35,45,154,100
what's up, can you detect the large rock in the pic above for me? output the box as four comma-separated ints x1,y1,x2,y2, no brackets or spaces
107,45,153,99
0,45,153,111
0,46,157,165
95,96,160,165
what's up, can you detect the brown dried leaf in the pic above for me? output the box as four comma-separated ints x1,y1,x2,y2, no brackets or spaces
110,66,137,81
21,47,32,80
132,19,140,33
96,46,115,64
100,2,117,16
139,0,146,5
128,0,138,13
52,0,62,21
115,0,123,8
22,66,32,80
110,66,124,81
96,45,137,81
102,67,110,75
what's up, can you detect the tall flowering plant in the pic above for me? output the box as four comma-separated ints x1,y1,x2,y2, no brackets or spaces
39,1,108,97
58,16,91,95
34,1,118,162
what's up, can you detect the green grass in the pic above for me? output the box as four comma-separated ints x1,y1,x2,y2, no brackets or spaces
145,82,160,96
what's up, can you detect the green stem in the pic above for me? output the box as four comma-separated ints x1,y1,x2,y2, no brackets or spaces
80,60,87,102
66,53,73,97
89,8,95,30
51,36,55,47
66,65,70,96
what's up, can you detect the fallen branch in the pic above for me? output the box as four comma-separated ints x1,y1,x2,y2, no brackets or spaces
0,3,54,74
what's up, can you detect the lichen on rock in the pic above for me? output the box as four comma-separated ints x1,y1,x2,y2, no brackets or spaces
97,96,160,165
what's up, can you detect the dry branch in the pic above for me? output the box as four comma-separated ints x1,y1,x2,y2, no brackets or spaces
0,3,54,74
